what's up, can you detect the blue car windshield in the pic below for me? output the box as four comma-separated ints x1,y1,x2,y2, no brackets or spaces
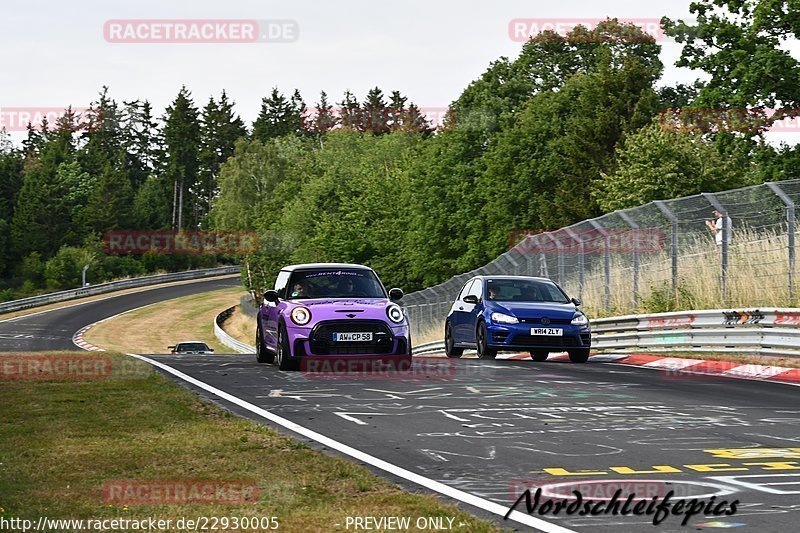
288,270,387,299
485,279,569,303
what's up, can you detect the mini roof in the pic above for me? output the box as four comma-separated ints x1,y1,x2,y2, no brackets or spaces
281,263,374,272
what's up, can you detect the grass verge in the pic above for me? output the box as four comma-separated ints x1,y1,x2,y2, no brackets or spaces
223,306,257,346
84,287,246,354
0,351,501,532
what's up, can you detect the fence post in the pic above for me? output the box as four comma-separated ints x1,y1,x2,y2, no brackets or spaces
547,233,565,284
767,182,796,302
588,219,611,310
505,252,520,276
535,235,548,277
618,211,640,308
702,193,730,303
564,228,584,300
654,200,679,295
524,235,535,275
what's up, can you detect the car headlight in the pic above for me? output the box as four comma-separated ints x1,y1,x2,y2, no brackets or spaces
491,312,518,324
290,306,312,326
571,313,588,326
387,304,405,323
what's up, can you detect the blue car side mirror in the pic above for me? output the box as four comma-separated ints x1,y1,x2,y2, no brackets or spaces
463,294,479,305
571,297,582,306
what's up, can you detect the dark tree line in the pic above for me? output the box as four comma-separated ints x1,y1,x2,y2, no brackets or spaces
3,3,800,301
0,85,431,298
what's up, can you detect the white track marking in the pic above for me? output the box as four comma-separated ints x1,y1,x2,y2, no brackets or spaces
641,357,704,370
724,365,793,379
127,353,576,533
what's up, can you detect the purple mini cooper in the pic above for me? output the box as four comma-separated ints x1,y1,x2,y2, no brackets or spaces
255,263,411,370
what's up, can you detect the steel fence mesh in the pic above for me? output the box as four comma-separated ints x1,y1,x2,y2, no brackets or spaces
403,180,800,338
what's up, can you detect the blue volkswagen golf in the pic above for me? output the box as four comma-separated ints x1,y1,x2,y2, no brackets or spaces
444,276,591,363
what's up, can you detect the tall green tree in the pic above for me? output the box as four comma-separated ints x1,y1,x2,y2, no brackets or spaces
163,86,201,229
12,112,80,256
593,121,751,211
198,91,247,227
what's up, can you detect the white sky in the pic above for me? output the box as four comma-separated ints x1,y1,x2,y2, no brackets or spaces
1,0,796,144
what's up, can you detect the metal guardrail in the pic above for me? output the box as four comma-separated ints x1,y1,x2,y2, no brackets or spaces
0,266,241,315
413,308,800,357
214,305,256,354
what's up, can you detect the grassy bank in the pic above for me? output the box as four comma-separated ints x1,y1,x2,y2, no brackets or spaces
84,287,247,354
0,352,500,532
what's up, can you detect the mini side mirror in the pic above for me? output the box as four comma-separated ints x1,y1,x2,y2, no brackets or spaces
463,294,479,305
264,290,280,303
571,297,582,306
167,345,176,349
388,288,404,301
208,348,214,353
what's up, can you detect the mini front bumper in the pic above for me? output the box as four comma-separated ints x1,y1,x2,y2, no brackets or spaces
286,323,411,358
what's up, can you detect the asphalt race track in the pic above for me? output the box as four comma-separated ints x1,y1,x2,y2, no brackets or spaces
0,276,241,352
139,354,800,532
3,281,800,532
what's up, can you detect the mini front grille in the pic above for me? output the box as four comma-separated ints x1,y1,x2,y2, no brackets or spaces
309,319,394,355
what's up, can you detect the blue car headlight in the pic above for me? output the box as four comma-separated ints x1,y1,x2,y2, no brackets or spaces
491,312,518,324
571,313,588,326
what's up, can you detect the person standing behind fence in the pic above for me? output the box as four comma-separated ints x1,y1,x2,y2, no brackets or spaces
705,210,732,246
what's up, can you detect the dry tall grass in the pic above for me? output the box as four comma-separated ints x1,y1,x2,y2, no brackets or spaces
572,229,798,317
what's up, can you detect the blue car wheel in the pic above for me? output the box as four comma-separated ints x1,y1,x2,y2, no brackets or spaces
476,322,497,360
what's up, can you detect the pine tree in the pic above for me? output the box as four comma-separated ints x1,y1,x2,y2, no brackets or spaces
11,117,77,256
388,91,408,131
310,91,338,135
198,91,247,227
363,87,389,134
163,86,201,229
338,90,362,131
253,88,294,141
289,89,308,134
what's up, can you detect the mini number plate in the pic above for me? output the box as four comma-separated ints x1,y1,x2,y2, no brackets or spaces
333,332,373,342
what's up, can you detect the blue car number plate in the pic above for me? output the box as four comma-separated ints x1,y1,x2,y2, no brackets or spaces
531,328,563,336
333,332,373,342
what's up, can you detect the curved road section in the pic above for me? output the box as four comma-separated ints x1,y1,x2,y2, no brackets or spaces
0,276,241,352
2,280,799,531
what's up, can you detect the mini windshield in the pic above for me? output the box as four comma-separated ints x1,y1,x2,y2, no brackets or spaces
287,269,387,299
485,278,569,303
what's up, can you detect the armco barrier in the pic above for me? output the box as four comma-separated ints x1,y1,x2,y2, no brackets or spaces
413,308,800,357
0,266,241,316
214,305,256,354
